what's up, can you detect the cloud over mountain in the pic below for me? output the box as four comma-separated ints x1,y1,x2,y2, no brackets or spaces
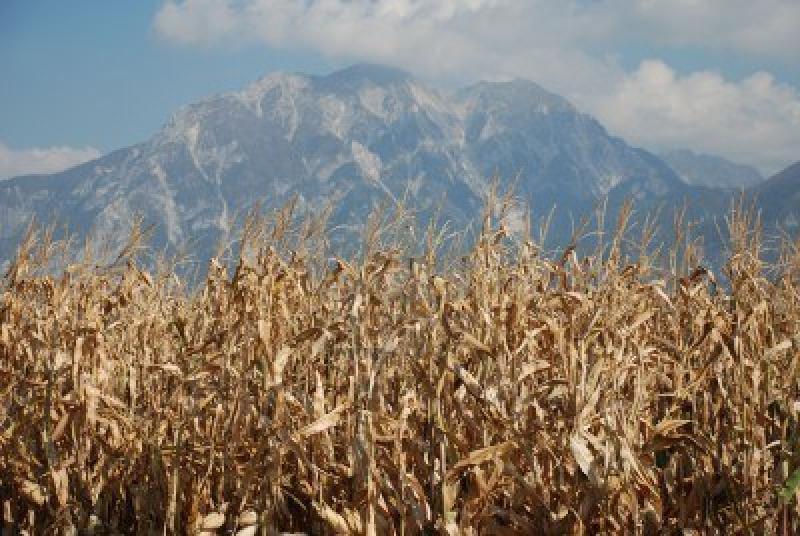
152,0,800,175
590,61,800,175
154,1,800,62
0,141,101,180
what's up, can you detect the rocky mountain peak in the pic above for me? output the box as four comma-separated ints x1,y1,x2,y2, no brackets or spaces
316,63,413,91
455,78,575,116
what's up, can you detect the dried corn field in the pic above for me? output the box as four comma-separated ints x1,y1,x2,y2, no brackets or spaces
1,199,800,534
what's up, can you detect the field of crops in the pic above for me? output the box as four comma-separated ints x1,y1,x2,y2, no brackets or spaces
1,198,799,534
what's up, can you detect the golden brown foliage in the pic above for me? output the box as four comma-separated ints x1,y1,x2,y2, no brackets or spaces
1,200,800,534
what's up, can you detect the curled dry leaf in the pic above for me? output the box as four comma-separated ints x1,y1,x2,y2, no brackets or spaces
201,511,226,530
20,479,46,507
237,510,258,526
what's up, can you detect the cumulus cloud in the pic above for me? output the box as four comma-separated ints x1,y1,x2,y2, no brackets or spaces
153,0,623,89
154,0,242,46
152,0,800,173
0,141,101,180
590,61,800,175
153,1,800,64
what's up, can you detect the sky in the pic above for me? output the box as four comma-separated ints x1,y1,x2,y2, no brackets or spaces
1,0,799,179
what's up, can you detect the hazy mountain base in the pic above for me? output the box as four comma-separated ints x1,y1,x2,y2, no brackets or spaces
660,149,764,189
0,180,780,293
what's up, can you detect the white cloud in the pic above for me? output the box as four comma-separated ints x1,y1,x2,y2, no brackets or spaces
154,0,242,46
0,141,101,180
152,0,800,173
152,0,621,87
153,1,800,63
591,61,800,175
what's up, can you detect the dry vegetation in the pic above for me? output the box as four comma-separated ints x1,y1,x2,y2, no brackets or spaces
1,195,800,534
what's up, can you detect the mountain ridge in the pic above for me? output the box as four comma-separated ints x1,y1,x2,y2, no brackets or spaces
752,161,800,232
660,148,764,189
0,64,782,269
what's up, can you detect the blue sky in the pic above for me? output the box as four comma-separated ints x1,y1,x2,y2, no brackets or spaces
0,1,338,151
1,1,799,177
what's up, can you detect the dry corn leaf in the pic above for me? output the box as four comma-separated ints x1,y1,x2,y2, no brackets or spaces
570,434,594,477
447,441,516,482
295,403,348,439
653,418,691,438
50,467,69,508
234,526,258,536
314,502,351,534
147,363,181,375
272,344,291,385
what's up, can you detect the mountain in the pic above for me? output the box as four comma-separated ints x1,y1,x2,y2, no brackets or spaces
455,80,688,208
660,149,763,189
0,64,693,267
752,161,800,232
